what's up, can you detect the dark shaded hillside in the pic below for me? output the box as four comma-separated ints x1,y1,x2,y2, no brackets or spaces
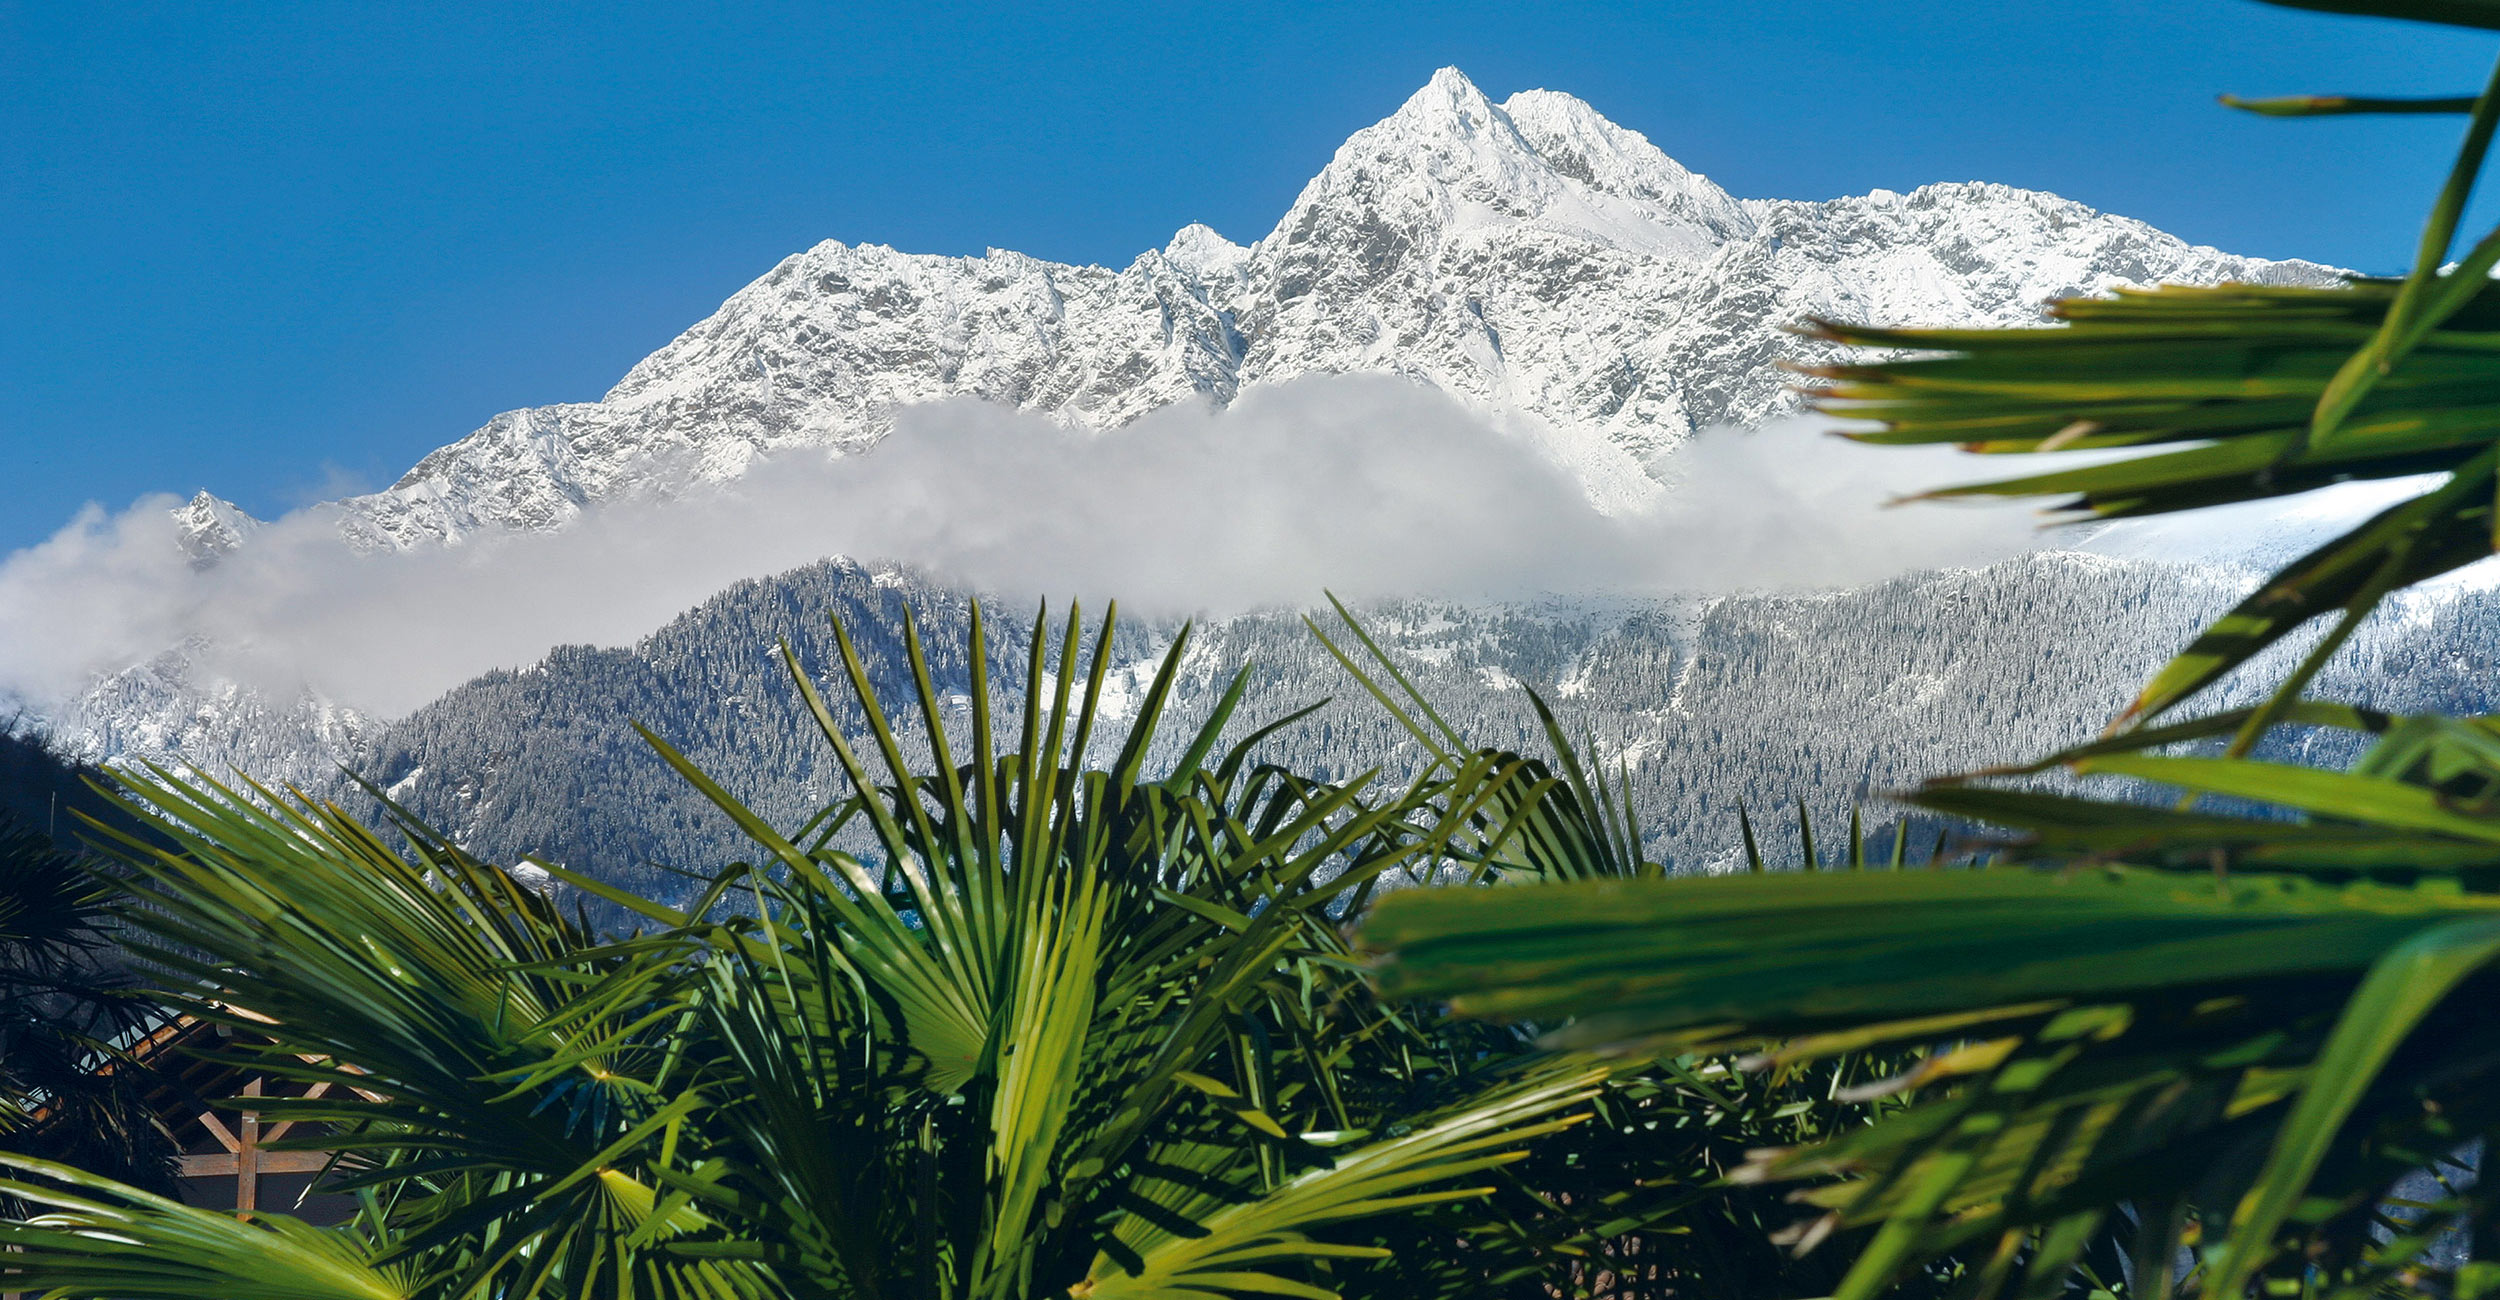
0,724,149,852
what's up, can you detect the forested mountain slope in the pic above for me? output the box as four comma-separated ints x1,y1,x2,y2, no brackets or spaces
333,551,2492,902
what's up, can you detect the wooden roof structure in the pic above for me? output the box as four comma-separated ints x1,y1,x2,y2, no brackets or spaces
111,1014,361,1221
3,1016,360,1300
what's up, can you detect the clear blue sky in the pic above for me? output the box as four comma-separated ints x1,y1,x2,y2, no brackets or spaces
5,1,2497,554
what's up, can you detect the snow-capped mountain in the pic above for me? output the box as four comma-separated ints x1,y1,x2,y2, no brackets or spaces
36,67,2356,798
326,66,2335,549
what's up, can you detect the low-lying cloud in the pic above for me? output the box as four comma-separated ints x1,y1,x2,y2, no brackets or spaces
2,374,2051,718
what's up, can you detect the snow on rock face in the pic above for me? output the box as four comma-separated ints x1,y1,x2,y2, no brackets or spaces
49,640,369,786
314,67,2339,550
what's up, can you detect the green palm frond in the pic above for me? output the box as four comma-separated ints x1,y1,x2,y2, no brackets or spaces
77,764,750,1300
1076,1066,1605,1300
1803,282,2500,736
1362,867,2497,1048
2259,0,2500,29
1361,863,2500,1300
9,598,1611,1300
621,599,1594,1300
1900,703,2500,877
0,1153,412,1300
1306,593,1656,883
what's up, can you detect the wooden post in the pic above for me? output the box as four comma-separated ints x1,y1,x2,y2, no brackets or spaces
235,1076,261,1215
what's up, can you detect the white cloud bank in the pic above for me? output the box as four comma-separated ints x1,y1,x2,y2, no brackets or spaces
1,375,2052,718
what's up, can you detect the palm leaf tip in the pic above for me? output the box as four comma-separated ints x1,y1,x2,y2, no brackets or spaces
1802,269,2500,720
2257,0,2500,32
1358,866,2500,1040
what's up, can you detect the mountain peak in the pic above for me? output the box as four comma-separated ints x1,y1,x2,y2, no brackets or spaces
1392,66,1503,133
1160,222,1248,279
1265,68,1749,261
171,491,262,567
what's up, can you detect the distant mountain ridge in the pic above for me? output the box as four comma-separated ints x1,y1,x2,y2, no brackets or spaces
196,66,2331,552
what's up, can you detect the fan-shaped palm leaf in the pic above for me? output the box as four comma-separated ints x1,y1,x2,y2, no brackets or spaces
609,600,1597,1300
4,599,1604,1300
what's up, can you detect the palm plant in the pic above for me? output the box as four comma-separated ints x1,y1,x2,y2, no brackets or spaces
0,812,177,1197
0,601,1622,1300
1359,3,2500,1298
1307,604,1969,1300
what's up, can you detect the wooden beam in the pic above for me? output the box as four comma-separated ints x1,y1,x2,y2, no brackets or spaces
176,1150,330,1178
293,1052,390,1104
194,1107,241,1154
177,1152,234,1178
235,1077,260,1214
177,1075,345,1208
260,1081,332,1145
